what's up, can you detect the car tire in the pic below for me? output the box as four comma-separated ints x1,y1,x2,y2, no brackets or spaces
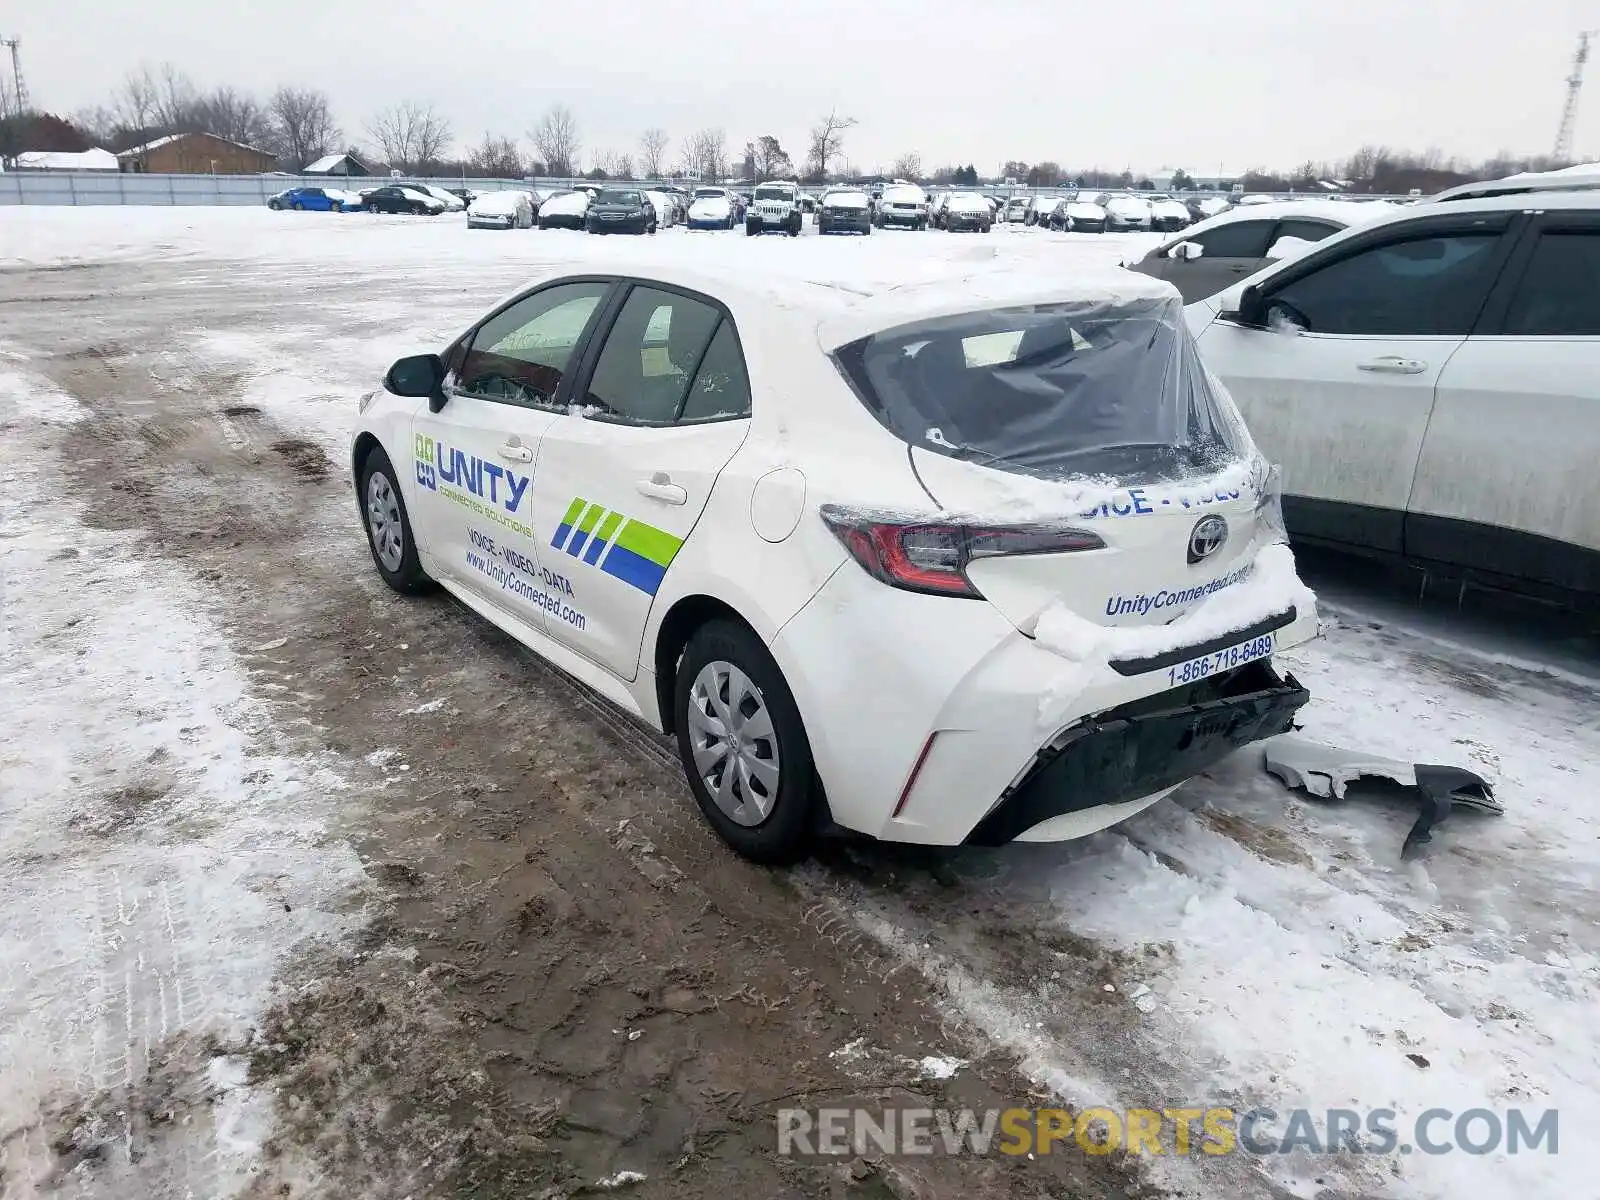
331,201,343,213
267,200,281,211
291,201,304,211
674,619,816,863
359,446,431,596
745,218,757,236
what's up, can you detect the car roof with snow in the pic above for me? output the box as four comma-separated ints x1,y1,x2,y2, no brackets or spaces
815,263,1180,347
1174,198,1386,237
1426,163,1600,203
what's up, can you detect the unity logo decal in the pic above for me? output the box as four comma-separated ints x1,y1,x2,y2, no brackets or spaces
551,497,684,597
1187,515,1228,564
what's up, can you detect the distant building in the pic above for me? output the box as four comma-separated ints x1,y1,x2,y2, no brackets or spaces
117,132,278,175
16,148,118,170
302,152,372,177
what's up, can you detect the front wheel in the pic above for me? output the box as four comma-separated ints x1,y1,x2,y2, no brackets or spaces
675,619,816,863
745,219,757,236
359,446,431,595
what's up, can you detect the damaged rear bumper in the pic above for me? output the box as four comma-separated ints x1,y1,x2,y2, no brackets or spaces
964,660,1310,845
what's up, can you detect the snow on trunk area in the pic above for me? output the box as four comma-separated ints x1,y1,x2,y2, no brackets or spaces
0,366,368,1196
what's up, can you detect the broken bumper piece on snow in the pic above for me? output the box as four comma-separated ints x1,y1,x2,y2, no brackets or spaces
966,660,1310,845
1262,733,1502,858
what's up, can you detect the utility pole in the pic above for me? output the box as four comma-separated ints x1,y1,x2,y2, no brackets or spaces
0,36,26,114
1553,30,1595,163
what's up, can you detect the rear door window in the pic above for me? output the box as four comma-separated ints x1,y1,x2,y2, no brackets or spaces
1269,230,1506,336
1501,231,1600,336
1190,220,1276,258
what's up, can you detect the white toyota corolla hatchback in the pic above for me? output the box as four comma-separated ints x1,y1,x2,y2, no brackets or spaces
352,264,1319,861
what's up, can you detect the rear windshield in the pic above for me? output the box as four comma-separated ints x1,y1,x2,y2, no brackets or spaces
831,298,1245,483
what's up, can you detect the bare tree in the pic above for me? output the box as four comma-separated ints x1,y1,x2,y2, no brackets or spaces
806,109,856,182
746,135,792,179
891,150,921,181
590,148,621,177
113,67,158,137
638,127,669,179
195,87,273,148
614,152,635,180
150,63,200,132
367,101,452,173
680,127,725,181
529,105,580,176
73,105,119,146
268,87,339,171
467,132,524,177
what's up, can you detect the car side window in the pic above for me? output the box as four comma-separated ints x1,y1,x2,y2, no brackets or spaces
455,282,610,408
1268,230,1504,336
679,321,753,422
580,287,722,425
1274,218,1340,243
1190,220,1276,258
1502,231,1600,336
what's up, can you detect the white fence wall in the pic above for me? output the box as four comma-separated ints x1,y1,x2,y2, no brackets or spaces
0,172,538,206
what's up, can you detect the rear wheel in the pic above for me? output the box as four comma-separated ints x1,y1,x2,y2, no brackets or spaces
675,619,816,863
331,200,343,213
359,446,431,595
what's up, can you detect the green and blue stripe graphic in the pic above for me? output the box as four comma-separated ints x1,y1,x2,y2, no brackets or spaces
551,497,683,596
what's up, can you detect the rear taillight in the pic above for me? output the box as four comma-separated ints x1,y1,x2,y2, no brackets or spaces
820,505,1104,599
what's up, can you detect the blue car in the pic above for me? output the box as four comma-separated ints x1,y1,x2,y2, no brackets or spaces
267,186,360,212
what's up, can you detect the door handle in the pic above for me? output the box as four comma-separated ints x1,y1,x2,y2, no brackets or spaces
1357,356,1428,375
636,474,688,505
497,440,534,463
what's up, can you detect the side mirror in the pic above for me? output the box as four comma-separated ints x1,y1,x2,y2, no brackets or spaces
1223,284,1267,327
385,353,446,408
1169,241,1203,262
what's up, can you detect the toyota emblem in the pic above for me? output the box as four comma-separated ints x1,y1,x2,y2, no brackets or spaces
1188,515,1228,564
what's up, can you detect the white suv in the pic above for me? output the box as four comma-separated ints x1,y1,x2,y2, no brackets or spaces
745,181,802,236
1187,166,1600,607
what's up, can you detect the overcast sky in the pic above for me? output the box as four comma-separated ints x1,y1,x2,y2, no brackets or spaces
18,0,1600,172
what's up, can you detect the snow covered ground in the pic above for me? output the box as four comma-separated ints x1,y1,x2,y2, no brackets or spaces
0,366,369,1195
1,206,1595,1200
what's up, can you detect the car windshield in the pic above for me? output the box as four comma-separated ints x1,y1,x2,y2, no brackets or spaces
831,297,1245,483
599,189,642,204
753,185,793,201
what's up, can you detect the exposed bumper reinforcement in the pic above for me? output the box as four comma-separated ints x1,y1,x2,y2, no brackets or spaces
964,660,1310,846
